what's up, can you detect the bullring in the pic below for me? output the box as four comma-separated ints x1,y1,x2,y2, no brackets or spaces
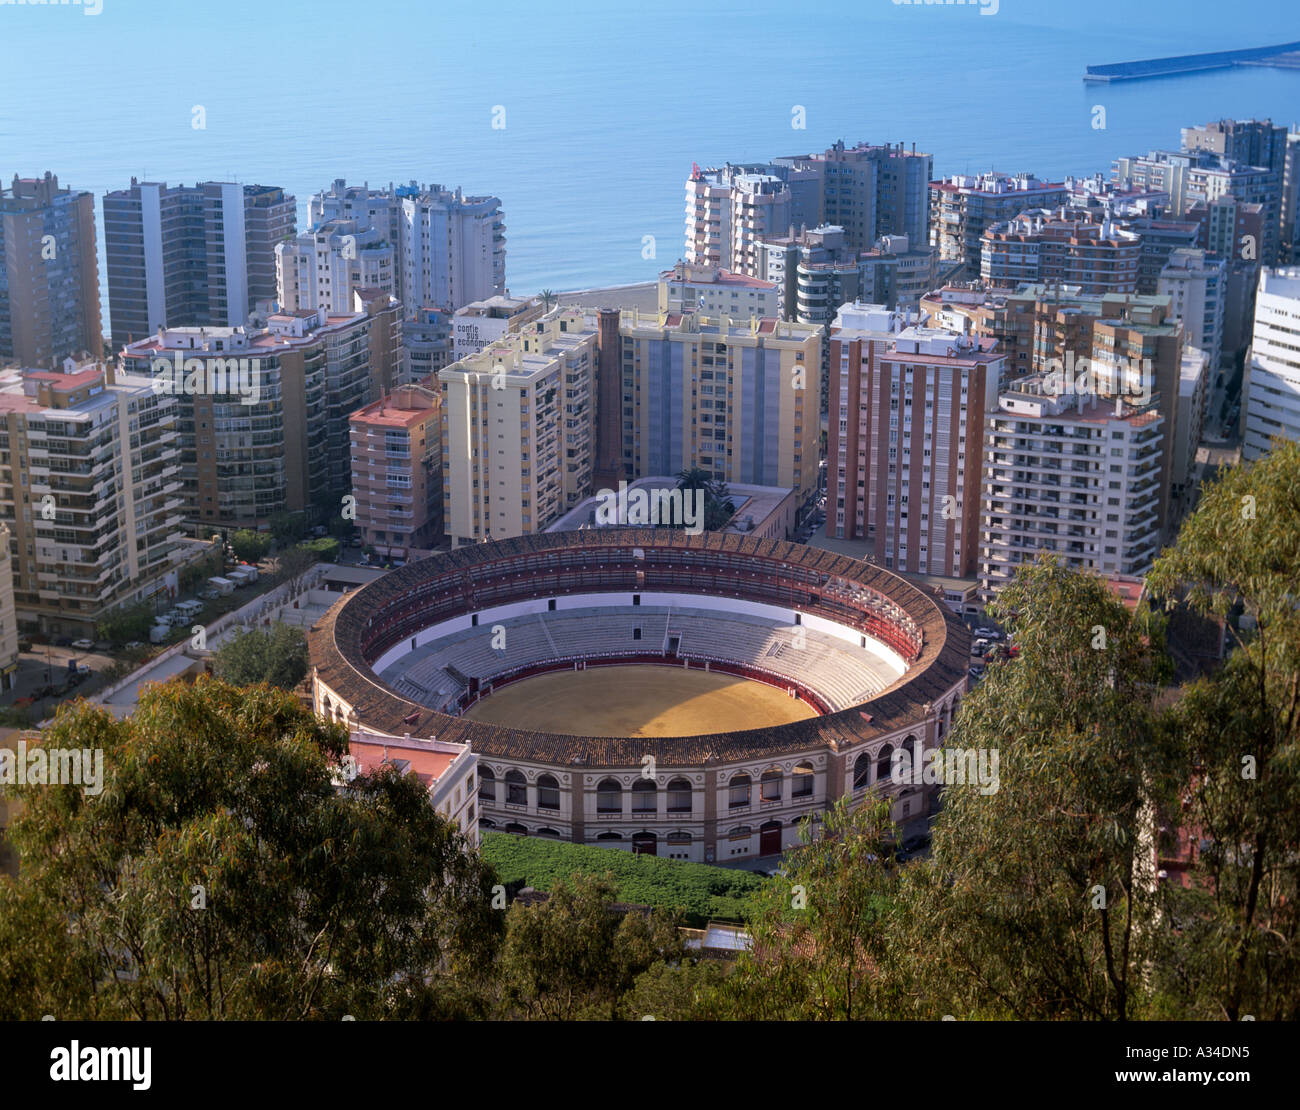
308,529,970,862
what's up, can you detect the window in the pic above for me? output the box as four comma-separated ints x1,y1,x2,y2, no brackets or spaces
505,770,527,806
876,744,894,783
729,773,751,808
760,768,782,802
478,767,495,802
667,777,692,812
853,753,871,790
632,779,656,813
792,762,814,797
597,778,622,813
537,774,560,810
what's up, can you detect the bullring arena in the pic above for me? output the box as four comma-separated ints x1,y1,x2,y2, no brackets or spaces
308,530,969,863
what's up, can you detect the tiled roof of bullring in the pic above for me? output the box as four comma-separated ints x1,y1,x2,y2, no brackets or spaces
308,530,970,767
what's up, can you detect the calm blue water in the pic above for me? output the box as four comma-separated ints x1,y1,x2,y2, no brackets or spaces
2,0,1298,330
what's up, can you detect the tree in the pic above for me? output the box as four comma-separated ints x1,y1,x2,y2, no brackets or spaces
675,468,735,532
95,602,156,645
0,678,502,1019
212,625,309,691
625,958,730,1021
273,544,318,592
269,511,308,546
897,555,1172,1020
1145,439,1300,1020
180,546,223,595
230,529,272,565
540,289,555,312
715,799,903,1020
496,873,684,1020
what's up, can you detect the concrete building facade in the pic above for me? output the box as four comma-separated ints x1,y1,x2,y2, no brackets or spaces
439,310,597,545
0,361,185,636
979,382,1164,600
827,304,1004,577
103,179,295,348
349,384,443,554
616,311,821,505
929,172,1069,279
0,173,102,366
1242,266,1300,460
1158,247,1227,370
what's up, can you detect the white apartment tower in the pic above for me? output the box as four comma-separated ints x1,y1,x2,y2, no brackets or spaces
295,180,506,316
276,219,396,314
1242,266,1300,460
1158,247,1227,371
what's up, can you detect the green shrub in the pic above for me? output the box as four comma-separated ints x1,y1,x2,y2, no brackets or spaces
299,537,339,563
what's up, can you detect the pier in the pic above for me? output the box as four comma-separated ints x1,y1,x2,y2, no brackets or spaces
1085,41,1300,83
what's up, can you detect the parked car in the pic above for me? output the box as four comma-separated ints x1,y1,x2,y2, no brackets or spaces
968,666,984,680
972,637,990,652
902,833,931,853
71,638,94,651
347,535,364,548
75,662,91,676
55,637,73,647
974,626,1001,640
17,639,32,653
123,641,145,651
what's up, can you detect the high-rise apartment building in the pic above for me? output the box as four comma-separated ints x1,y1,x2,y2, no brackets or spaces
349,384,443,553
686,141,933,276
103,179,295,348
1282,130,1300,264
1241,266,1300,461
616,311,821,503
301,179,506,317
776,140,933,250
756,226,937,321
980,209,1142,293
827,304,1004,576
439,310,597,545
979,381,1164,600
1182,118,1288,264
400,183,506,312
121,299,401,531
0,173,102,366
1158,248,1227,370
276,217,396,314
0,360,185,636
1114,148,1281,265
929,172,1069,279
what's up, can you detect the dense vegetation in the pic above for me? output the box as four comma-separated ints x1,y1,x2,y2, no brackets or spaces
481,831,765,927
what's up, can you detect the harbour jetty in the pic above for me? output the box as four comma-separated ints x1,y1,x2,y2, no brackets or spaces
1085,41,1300,83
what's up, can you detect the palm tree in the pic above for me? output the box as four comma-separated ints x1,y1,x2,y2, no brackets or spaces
675,466,711,493
540,288,555,312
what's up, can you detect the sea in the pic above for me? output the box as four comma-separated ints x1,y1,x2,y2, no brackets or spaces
2,0,1298,333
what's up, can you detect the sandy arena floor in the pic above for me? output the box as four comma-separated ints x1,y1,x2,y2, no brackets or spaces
462,663,817,737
